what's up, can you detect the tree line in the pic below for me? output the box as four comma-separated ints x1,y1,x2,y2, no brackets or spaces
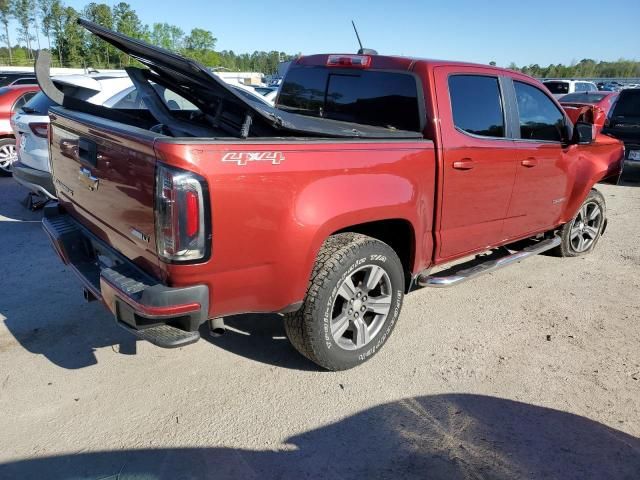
0,0,298,73
498,58,640,79
0,1,637,77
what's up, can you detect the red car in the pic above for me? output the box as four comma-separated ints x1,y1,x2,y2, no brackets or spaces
40,20,624,370
0,84,39,175
560,91,618,133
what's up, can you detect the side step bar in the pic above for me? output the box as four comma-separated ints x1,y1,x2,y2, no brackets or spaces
418,236,561,288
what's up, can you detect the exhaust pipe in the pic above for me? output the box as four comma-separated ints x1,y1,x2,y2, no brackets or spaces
83,288,97,303
208,317,226,337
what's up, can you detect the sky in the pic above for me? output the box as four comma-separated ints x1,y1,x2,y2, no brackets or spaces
23,0,640,66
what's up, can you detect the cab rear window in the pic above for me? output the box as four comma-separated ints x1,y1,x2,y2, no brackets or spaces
559,93,607,104
543,81,569,94
277,66,422,131
611,90,640,118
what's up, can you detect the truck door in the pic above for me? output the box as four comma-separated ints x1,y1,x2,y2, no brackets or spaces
433,68,517,261
503,80,570,238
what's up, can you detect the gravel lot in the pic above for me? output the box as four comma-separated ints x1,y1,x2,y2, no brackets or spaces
1,174,639,479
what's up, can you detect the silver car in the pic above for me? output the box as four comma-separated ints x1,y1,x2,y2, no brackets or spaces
11,73,133,199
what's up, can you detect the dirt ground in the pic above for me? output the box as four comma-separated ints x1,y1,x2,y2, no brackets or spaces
0,175,639,480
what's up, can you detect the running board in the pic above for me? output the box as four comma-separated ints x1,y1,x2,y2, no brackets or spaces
418,236,561,288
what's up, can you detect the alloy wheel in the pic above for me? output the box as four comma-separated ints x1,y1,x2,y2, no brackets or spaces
0,143,17,172
570,201,603,253
330,264,392,351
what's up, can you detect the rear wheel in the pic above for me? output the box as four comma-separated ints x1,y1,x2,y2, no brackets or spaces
0,138,17,176
555,189,606,257
284,233,405,371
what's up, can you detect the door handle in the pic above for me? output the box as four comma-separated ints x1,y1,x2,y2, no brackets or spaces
521,158,538,168
452,158,475,170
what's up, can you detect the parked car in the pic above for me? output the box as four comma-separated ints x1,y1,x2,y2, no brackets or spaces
254,86,278,96
603,88,640,179
0,85,40,175
103,82,197,110
40,20,623,371
11,73,133,198
543,79,598,99
229,84,275,106
559,91,618,133
0,71,36,87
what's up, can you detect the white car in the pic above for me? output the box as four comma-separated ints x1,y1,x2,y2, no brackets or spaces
11,73,133,199
227,83,276,106
543,80,598,99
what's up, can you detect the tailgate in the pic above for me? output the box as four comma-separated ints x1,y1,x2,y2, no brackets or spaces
49,106,164,279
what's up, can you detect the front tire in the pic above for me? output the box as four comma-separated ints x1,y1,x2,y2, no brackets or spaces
285,233,405,371
0,138,17,176
556,189,606,257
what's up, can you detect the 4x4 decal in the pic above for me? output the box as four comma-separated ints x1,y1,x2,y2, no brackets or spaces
222,151,285,166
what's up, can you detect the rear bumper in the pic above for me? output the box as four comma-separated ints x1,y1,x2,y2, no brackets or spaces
12,161,57,199
42,204,209,348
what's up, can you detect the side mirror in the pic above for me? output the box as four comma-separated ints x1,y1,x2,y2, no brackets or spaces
573,121,594,145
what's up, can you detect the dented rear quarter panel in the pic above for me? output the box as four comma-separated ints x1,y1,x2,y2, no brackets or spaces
154,140,436,317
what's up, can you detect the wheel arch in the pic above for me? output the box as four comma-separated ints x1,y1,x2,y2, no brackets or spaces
305,218,418,294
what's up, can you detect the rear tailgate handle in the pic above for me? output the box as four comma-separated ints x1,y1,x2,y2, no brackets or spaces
521,157,539,168
78,138,98,167
452,158,475,170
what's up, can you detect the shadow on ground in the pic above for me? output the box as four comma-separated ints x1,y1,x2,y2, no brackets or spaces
199,313,319,371
1,178,312,371
1,394,638,480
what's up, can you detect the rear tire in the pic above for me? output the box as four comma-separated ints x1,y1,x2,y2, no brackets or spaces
284,233,405,371
0,137,16,176
555,189,606,257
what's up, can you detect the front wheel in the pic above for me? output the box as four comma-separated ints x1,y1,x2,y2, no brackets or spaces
0,138,17,176
284,233,405,371
555,189,606,257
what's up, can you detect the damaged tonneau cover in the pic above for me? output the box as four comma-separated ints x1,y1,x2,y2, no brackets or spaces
72,19,422,140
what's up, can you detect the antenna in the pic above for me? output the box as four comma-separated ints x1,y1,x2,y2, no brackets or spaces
352,20,364,52
351,20,378,55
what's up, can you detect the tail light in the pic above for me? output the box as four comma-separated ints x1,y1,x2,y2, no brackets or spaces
29,122,49,138
155,164,210,263
326,55,371,68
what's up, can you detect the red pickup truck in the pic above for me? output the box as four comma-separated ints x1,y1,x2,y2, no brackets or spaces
40,20,623,370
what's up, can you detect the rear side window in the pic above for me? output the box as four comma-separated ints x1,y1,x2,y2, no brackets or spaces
448,75,505,138
611,90,640,117
12,92,36,112
22,92,55,114
277,67,421,131
544,81,569,95
514,81,565,142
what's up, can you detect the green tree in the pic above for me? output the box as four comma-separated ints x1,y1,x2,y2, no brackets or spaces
38,0,54,50
59,6,85,66
184,27,216,51
11,0,35,58
184,28,217,65
0,0,12,63
31,0,42,51
83,3,113,66
113,2,146,65
150,22,183,51
49,0,64,65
